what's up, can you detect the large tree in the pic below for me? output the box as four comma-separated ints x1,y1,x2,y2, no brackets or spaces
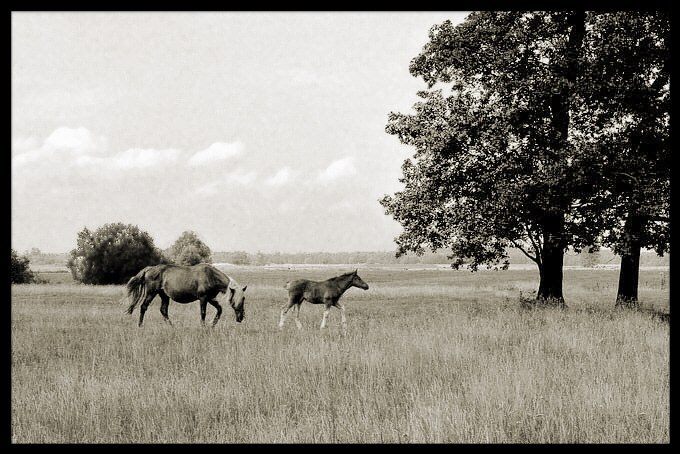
382,11,670,306
575,11,670,306
382,11,596,304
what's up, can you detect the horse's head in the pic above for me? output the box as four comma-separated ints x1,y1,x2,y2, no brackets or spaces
227,280,248,323
351,269,369,290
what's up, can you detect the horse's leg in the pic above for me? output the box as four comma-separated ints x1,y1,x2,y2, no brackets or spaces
278,296,297,329
158,291,172,326
208,299,222,327
199,297,208,326
335,301,347,332
320,301,332,330
138,292,157,327
294,303,303,330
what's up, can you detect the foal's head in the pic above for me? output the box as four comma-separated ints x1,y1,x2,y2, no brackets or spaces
227,280,248,323
350,269,369,290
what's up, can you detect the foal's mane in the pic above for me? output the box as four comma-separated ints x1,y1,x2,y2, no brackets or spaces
329,271,355,285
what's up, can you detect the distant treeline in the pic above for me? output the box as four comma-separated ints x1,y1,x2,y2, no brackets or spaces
23,248,669,269
213,248,669,267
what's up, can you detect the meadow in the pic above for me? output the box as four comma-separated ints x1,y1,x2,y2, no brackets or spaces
11,266,669,443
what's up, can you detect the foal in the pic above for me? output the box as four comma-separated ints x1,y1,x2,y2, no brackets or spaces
278,269,369,330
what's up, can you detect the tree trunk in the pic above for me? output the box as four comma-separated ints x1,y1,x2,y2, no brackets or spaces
616,212,645,307
537,214,566,305
535,12,584,308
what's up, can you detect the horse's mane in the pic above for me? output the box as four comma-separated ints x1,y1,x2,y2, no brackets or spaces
203,265,231,290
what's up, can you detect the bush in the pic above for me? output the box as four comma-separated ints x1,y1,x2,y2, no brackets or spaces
67,223,168,285
166,231,212,266
11,249,35,284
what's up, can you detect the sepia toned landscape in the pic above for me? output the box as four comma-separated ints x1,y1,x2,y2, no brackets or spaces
12,11,669,445
12,266,669,443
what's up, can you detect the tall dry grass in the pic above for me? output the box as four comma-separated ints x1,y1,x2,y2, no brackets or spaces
11,268,669,443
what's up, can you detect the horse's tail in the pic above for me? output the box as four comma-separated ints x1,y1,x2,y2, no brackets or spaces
126,266,152,314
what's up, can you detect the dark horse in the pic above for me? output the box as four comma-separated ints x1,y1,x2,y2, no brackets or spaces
278,269,369,330
126,263,247,327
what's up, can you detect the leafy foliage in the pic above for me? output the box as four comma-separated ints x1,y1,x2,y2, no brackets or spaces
382,12,592,276
381,11,669,291
11,249,35,284
67,223,167,285
166,231,212,266
575,11,670,257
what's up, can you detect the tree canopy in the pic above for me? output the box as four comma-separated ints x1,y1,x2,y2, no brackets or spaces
67,223,167,285
11,249,35,284
166,230,212,266
380,11,670,303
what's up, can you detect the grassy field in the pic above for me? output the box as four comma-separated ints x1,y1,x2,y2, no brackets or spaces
11,266,669,443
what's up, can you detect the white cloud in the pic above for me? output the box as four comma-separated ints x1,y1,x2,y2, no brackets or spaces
44,127,101,151
12,148,43,167
317,156,357,181
112,148,182,169
188,141,245,167
265,166,294,186
12,127,107,167
13,128,246,173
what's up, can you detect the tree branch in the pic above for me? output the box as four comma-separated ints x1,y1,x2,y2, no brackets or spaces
511,240,539,265
616,172,640,185
525,224,543,267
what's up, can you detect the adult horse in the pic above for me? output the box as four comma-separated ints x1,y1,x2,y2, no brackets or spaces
278,269,369,330
125,263,247,327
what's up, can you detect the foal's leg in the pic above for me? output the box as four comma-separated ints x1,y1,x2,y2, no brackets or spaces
138,292,157,327
158,291,172,326
208,299,222,327
278,296,297,329
294,303,303,330
335,301,347,332
320,301,332,330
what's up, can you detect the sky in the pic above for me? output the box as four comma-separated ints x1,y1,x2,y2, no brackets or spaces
11,11,470,254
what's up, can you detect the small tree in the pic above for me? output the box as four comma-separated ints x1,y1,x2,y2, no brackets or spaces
11,249,35,284
167,231,212,266
67,223,166,285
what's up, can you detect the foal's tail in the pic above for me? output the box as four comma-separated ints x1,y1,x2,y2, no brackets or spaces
126,266,152,314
